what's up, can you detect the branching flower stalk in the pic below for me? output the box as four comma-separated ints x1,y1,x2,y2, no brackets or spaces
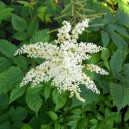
15,19,109,102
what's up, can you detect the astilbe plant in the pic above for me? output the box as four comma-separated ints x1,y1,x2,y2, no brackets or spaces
15,19,109,102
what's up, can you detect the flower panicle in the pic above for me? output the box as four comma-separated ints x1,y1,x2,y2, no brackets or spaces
15,19,108,102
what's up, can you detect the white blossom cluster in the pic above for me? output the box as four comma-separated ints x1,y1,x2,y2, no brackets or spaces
87,64,109,75
15,19,109,102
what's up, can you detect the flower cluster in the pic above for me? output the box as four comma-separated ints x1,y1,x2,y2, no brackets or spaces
15,19,109,102
87,64,109,75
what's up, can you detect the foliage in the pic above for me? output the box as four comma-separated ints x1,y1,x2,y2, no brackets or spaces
0,0,129,129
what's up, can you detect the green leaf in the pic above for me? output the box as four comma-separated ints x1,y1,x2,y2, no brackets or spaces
101,31,110,47
123,63,129,78
118,0,129,13
0,93,9,109
104,60,110,71
110,49,127,74
71,86,99,108
110,83,129,110
114,24,129,38
54,122,61,129
41,124,51,129
26,91,42,114
9,107,27,122
27,21,39,37
38,14,45,22
107,25,115,33
27,84,43,94
12,121,24,129
21,124,32,129
0,67,23,93
13,32,28,41
48,111,58,121
9,86,26,103
0,121,11,129
0,40,17,58
0,57,11,72
0,114,9,124
52,89,67,111
21,6,30,17
44,14,51,23
101,49,110,61
110,31,128,48
116,11,129,27
12,15,27,32
38,6,47,13
44,82,51,100
87,53,101,64
13,55,28,70
0,8,13,21
83,67,94,80
0,2,6,10
124,109,129,122
30,29,50,43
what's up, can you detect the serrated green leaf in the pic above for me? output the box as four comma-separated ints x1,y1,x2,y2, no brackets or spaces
30,29,50,43
116,11,129,27
101,31,110,47
12,15,27,32
110,49,127,74
0,40,17,58
48,111,58,121
114,24,129,38
0,57,11,72
123,63,129,78
110,32,127,48
9,86,26,103
52,89,67,111
110,83,129,110
13,32,28,41
107,25,115,33
0,8,13,20
0,67,23,93
26,91,42,114
13,55,28,70
9,107,27,122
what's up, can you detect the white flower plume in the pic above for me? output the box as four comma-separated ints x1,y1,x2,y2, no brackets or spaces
15,19,109,102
